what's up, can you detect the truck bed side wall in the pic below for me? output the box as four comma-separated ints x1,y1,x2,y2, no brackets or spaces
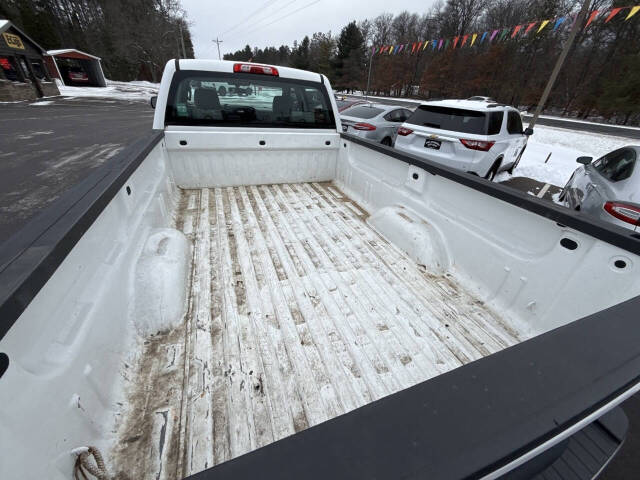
0,140,175,479
337,139,640,334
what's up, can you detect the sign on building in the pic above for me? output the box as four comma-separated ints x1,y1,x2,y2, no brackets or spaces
2,32,25,50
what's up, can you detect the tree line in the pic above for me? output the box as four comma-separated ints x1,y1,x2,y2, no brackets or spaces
224,0,640,125
0,0,194,82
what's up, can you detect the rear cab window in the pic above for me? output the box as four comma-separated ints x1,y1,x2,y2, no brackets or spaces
593,148,636,182
165,70,336,129
406,105,503,135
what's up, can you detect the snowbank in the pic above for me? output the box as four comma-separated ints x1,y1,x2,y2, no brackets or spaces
55,79,159,102
496,126,633,186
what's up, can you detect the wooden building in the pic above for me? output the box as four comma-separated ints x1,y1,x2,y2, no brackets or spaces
0,20,59,101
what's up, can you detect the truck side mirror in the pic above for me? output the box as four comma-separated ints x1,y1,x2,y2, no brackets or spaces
523,127,534,136
577,156,593,165
150,96,157,109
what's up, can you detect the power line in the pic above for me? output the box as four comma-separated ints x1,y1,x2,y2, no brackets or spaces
226,0,298,40
251,0,321,33
221,0,281,37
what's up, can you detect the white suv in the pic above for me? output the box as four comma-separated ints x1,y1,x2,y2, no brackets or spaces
394,100,531,180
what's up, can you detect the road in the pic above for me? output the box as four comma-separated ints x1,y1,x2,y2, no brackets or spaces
343,94,640,139
1,95,638,478
0,97,154,244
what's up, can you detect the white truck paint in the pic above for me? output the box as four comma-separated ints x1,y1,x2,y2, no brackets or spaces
1,60,640,480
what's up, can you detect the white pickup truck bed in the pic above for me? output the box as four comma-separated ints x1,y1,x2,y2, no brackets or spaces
112,182,523,478
3,60,640,480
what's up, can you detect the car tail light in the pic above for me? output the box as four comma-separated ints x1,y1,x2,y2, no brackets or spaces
233,63,279,76
353,122,376,131
397,127,413,136
603,202,640,226
460,139,495,151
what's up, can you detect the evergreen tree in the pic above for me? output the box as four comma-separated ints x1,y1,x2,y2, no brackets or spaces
334,21,366,91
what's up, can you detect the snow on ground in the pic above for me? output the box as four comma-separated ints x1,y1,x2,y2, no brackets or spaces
496,126,634,186
54,79,159,102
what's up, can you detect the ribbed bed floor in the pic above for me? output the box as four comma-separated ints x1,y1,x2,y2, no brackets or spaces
112,182,524,479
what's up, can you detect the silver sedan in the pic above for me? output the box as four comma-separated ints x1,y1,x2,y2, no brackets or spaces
559,146,640,231
340,103,413,146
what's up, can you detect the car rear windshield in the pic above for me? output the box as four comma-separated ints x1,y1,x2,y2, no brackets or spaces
406,105,502,135
342,105,384,119
165,70,336,129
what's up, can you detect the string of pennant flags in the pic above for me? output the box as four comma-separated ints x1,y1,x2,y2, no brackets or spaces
373,5,640,56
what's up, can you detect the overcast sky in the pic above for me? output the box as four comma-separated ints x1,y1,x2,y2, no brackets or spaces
181,0,437,59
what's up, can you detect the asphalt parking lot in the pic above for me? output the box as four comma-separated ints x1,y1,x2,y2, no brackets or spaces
0,97,154,244
0,95,638,478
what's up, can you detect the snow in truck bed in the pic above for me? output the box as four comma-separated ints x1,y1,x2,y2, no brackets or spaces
111,182,525,478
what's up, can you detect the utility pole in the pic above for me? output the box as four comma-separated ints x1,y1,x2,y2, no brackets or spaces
529,0,591,130
213,37,223,60
178,21,187,58
365,48,374,101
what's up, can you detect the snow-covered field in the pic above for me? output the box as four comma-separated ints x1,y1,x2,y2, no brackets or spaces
54,79,159,102
496,126,634,186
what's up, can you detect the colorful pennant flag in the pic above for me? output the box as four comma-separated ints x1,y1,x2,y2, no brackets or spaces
605,7,622,22
371,5,640,57
585,10,599,28
553,17,566,31
537,20,550,33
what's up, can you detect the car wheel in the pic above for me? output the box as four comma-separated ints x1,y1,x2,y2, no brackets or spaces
381,137,392,146
485,159,501,181
507,146,526,174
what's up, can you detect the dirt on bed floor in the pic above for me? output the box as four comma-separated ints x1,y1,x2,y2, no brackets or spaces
111,182,523,479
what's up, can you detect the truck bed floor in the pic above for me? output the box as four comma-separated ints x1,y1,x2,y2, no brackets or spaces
112,182,524,479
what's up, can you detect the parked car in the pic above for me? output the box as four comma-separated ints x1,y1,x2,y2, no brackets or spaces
335,98,369,112
67,67,89,83
467,95,496,102
394,100,532,180
559,146,640,231
341,103,413,145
